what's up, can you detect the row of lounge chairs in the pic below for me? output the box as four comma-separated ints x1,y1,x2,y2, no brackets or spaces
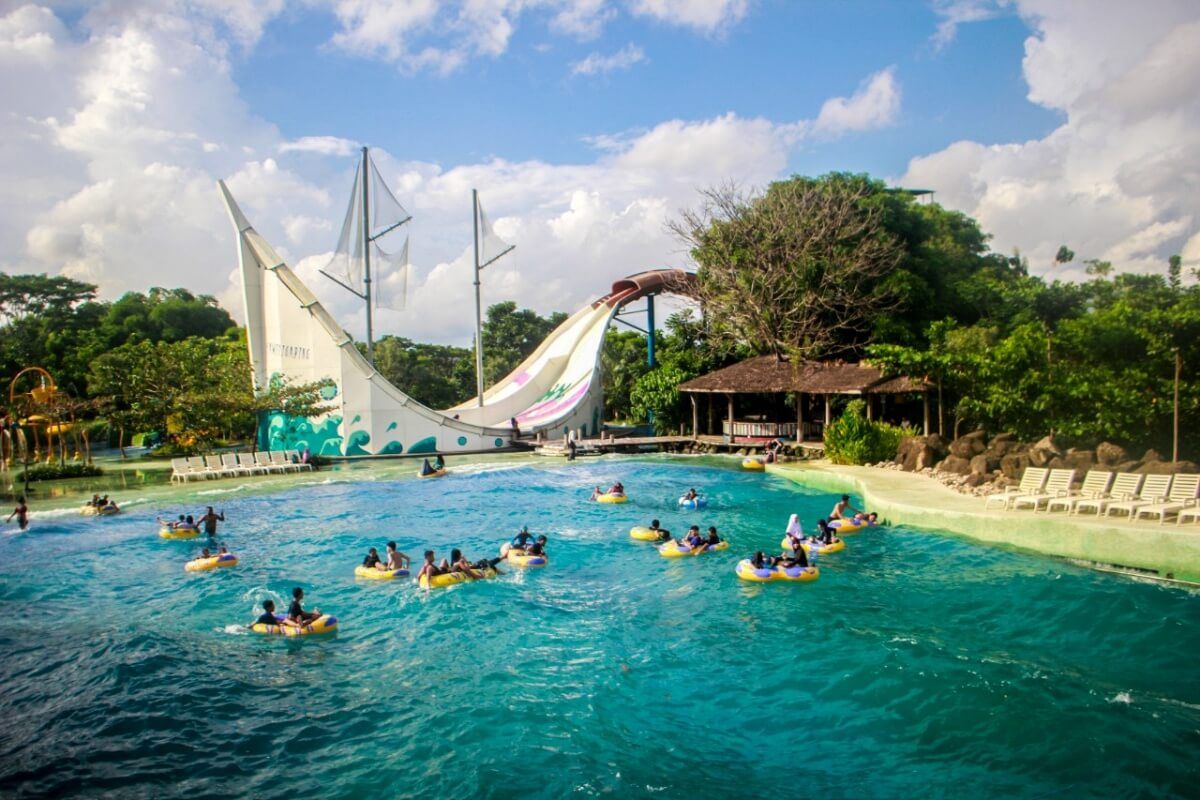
985,467,1200,524
170,451,312,483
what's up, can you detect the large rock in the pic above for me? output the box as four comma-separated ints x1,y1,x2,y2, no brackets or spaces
964,472,988,487
984,433,1023,459
1095,441,1128,467
1138,459,1200,475
939,455,973,475
970,454,999,475
948,430,987,459
1027,435,1063,468
1061,449,1096,474
1141,449,1162,464
1000,452,1032,480
894,434,949,472
1115,460,1142,474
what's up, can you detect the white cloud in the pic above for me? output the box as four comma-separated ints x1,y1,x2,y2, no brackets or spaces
904,0,1200,278
570,42,644,76
279,135,360,156
811,67,901,139
930,0,1005,50
628,0,748,33
322,0,752,72
0,1,899,347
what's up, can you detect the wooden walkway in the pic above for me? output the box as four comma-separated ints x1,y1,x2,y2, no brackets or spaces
533,434,825,457
534,435,694,456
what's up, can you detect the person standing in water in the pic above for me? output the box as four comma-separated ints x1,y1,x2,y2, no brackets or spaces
7,496,29,531
829,495,860,520
197,507,224,537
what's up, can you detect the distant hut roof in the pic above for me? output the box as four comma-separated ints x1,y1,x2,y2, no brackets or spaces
677,355,927,395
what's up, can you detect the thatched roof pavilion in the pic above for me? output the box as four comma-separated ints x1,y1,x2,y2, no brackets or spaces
678,355,929,443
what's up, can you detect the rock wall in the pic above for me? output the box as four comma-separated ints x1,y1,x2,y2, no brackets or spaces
887,431,1199,496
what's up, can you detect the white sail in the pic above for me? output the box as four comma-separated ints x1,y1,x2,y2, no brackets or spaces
321,150,412,301
476,194,514,269
374,236,409,312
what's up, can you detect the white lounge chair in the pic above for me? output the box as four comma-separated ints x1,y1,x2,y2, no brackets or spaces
985,467,1049,510
270,451,295,473
1012,469,1075,511
1178,505,1200,525
1105,474,1172,518
1074,473,1143,516
286,449,313,471
1047,470,1114,514
187,456,214,480
204,455,229,478
1134,474,1200,524
220,453,248,476
238,453,262,475
170,458,192,483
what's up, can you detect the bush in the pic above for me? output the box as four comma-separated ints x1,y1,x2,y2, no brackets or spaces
17,462,104,482
630,366,687,434
823,400,913,465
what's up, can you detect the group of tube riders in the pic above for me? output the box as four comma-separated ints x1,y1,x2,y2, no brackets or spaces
350,527,552,588
80,494,120,516
625,490,879,583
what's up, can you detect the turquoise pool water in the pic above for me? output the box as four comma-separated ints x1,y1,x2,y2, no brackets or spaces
1,456,1198,798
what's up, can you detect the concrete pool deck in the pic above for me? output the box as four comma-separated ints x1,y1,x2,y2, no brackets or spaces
769,461,1200,585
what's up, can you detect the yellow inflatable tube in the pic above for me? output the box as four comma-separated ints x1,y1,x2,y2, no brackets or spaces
250,614,338,636
596,492,627,504
418,468,447,479
629,526,662,541
735,559,819,583
185,554,238,572
742,458,764,471
505,550,548,568
160,527,200,540
354,565,411,580
780,537,845,555
419,567,498,589
829,519,876,534
659,540,729,558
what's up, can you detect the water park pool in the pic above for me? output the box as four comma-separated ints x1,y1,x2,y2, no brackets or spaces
1,456,1197,798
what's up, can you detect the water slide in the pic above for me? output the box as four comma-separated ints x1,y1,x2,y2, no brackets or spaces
220,180,693,455
447,269,694,437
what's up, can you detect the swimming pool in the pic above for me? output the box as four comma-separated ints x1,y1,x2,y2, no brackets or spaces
1,456,1197,798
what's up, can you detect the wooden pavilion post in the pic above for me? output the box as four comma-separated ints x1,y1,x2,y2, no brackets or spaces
690,394,698,438
706,394,714,435
726,393,735,443
866,394,874,421
824,394,832,426
796,392,805,443
923,390,931,435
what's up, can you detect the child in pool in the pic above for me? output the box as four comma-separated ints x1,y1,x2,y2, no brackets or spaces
287,587,321,624
417,550,443,581
383,541,410,570
363,547,382,569
608,482,624,496
648,519,672,542
512,526,535,549
526,535,548,556
7,496,28,531
251,599,298,630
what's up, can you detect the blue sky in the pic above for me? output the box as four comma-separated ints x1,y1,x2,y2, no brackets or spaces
235,2,1057,177
0,0,1196,344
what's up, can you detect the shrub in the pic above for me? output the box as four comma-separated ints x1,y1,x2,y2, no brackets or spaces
17,462,104,482
823,400,913,465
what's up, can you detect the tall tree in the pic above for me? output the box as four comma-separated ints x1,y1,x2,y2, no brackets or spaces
671,175,904,360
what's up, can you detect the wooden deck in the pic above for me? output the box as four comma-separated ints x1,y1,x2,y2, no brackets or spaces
533,434,825,456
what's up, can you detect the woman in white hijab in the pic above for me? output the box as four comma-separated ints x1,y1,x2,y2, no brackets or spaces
784,514,805,548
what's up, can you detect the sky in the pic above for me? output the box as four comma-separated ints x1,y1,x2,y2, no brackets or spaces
1,0,1198,346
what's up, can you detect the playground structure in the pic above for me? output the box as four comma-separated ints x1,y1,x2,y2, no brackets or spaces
218,180,695,457
4,367,91,471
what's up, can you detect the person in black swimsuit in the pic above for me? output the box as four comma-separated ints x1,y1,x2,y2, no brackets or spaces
288,587,320,624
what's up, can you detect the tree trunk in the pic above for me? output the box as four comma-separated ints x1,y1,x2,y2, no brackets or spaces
937,381,944,436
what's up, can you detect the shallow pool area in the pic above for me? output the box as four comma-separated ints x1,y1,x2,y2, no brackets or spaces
1,456,1198,798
